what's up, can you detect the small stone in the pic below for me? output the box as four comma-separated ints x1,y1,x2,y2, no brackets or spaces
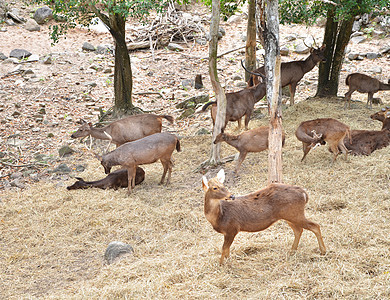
280,46,289,56
26,54,39,62
75,165,86,172
167,43,184,52
43,56,52,64
227,15,241,23
104,241,134,265
25,19,40,31
82,42,95,52
12,111,21,117
10,49,32,59
52,163,72,174
196,128,210,135
58,146,74,158
0,52,7,60
366,52,379,60
350,36,366,44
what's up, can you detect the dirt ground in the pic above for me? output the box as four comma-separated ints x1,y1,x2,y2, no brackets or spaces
1,1,390,299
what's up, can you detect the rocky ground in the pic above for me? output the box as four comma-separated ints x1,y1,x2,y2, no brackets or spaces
0,1,389,192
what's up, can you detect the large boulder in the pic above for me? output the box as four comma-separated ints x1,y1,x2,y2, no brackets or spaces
33,6,53,24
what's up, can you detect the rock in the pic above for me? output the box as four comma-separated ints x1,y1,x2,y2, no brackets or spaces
303,36,315,48
175,94,210,109
227,15,241,24
96,45,111,54
352,20,361,32
10,179,26,189
58,145,74,157
82,42,95,52
167,43,184,51
350,36,366,44
182,79,194,89
294,42,310,54
104,241,134,265
0,52,7,60
232,75,242,81
6,138,26,147
178,108,195,119
379,46,390,55
9,49,32,59
25,19,40,31
218,27,226,36
12,111,21,117
84,81,97,87
351,31,363,38
52,163,72,174
280,46,289,56
195,37,207,45
370,66,382,74
75,165,86,172
33,6,53,24
26,54,39,62
347,52,360,60
6,9,25,23
236,82,248,88
43,56,52,64
366,52,379,60
10,172,23,179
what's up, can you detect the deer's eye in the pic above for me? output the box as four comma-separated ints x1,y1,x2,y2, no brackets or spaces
213,187,218,191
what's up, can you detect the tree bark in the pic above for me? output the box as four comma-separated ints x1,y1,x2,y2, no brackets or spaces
245,0,257,82
208,0,226,165
316,8,354,97
264,0,283,183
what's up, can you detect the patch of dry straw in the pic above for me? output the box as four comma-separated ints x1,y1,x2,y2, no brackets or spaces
1,98,389,299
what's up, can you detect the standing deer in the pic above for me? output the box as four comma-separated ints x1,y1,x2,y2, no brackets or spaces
214,126,286,174
202,169,326,264
246,45,326,105
295,118,351,162
344,73,390,109
71,114,174,151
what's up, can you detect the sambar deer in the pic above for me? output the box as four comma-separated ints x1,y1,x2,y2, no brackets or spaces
214,126,286,174
98,132,181,194
344,73,390,109
370,106,390,128
295,118,351,162
246,45,326,105
71,114,174,151
202,169,326,264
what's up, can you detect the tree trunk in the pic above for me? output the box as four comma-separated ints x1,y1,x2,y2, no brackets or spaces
208,0,226,165
316,8,354,97
245,0,257,82
109,13,134,115
264,0,283,183
256,0,265,48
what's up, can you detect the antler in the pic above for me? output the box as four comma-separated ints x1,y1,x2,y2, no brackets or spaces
310,130,323,150
240,59,266,81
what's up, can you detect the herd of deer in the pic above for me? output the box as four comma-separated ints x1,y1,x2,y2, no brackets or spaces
67,45,390,264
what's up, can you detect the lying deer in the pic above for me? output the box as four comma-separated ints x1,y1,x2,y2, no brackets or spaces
71,114,174,151
344,73,390,109
342,111,390,155
214,126,286,174
98,132,181,194
295,118,351,162
202,169,326,264
67,167,145,190
246,45,326,105
201,79,266,131
370,106,390,128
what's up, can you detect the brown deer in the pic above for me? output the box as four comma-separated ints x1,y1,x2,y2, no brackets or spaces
342,112,390,155
201,80,266,131
295,118,351,162
370,106,390,127
67,167,145,190
71,114,174,151
344,73,390,109
98,132,181,194
202,169,326,264
246,45,326,106
214,126,286,174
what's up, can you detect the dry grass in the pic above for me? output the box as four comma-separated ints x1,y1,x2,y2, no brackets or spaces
1,98,390,299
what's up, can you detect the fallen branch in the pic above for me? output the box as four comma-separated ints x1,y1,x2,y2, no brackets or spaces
0,161,49,168
133,91,167,100
200,45,247,60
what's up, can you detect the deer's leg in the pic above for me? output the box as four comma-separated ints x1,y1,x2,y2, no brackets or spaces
244,111,252,131
367,92,374,109
302,220,326,255
329,142,340,162
289,83,297,106
159,159,169,185
344,89,354,109
126,166,135,194
165,159,173,185
338,139,349,161
234,151,248,174
286,221,303,252
236,118,242,131
220,232,237,264
301,142,311,161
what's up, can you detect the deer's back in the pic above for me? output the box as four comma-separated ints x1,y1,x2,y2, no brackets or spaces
238,126,269,151
218,184,307,233
109,114,163,145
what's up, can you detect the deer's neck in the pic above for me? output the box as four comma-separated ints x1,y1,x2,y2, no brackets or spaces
204,196,222,227
382,118,390,130
379,82,390,91
223,135,240,149
90,126,112,140
301,56,317,74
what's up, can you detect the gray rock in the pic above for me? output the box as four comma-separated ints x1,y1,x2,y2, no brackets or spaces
25,19,40,32
350,36,366,44
10,172,23,179
280,46,289,56
167,43,184,51
195,37,207,45
26,54,39,62
58,145,74,157
84,81,97,87
351,31,363,38
10,179,25,189
43,56,52,64
366,52,379,60
82,42,95,52
10,49,32,59
175,94,209,109
303,36,315,48
379,46,390,54
96,45,110,54
227,15,241,24
6,9,25,23
232,75,242,81
104,241,134,265
182,79,194,89
0,52,7,60
347,52,360,60
33,6,53,24
294,42,310,54
196,128,210,135
218,27,226,36
285,34,297,42
352,20,361,32
75,165,86,172
52,163,72,174
370,66,382,74
12,111,22,117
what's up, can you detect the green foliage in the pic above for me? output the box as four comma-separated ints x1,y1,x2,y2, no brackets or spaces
31,0,168,43
201,0,246,20
279,0,390,25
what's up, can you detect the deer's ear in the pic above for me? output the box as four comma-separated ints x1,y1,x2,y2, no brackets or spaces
202,176,209,192
217,169,225,184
